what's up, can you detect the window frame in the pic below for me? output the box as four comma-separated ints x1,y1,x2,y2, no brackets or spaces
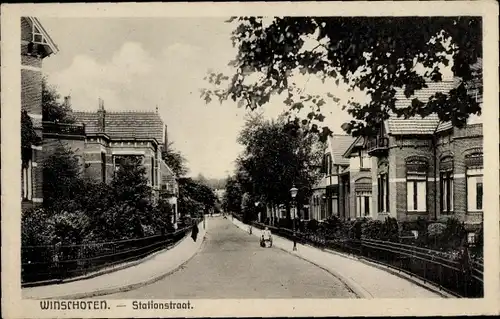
406,174,427,213
21,159,33,201
467,168,484,212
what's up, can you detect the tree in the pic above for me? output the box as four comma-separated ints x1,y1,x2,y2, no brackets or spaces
178,177,218,218
222,176,243,213
42,78,75,123
161,141,189,177
202,17,482,138
43,144,84,212
236,113,323,213
110,156,154,238
21,110,42,161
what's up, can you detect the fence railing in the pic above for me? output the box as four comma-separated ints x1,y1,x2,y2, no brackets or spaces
21,226,192,286
245,218,483,298
43,121,86,136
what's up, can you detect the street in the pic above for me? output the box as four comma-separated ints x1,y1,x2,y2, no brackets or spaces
104,217,357,299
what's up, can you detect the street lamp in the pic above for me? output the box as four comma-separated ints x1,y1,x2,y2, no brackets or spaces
290,185,298,251
254,201,260,223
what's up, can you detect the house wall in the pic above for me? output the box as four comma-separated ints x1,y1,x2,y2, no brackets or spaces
21,17,45,206
371,124,483,226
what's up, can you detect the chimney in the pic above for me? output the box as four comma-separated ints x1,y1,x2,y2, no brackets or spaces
64,96,71,108
97,98,106,132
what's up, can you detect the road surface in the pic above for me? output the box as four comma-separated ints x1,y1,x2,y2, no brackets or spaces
105,217,357,299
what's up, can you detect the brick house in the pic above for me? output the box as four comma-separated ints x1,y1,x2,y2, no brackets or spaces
366,79,483,232
20,17,59,209
309,134,355,221
42,98,180,226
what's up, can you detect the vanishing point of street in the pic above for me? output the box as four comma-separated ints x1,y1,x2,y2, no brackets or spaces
105,217,357,299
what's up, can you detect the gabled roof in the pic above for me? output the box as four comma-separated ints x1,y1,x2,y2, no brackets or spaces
27,17,59,55
327,134,356,165
385,80,460,135
73,110,164,142
342,136,364,158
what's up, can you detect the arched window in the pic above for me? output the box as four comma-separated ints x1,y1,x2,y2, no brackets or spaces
440,156,454,214
465,153,483,212
406,158,428,212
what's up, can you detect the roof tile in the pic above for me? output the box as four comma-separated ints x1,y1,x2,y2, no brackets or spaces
73,111,164,142
328,134,356,165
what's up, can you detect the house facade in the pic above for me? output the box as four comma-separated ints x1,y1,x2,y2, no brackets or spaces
309,134,355,221
366,80,483,231
42,99,181,227
20,16,59,209
343,137,373,219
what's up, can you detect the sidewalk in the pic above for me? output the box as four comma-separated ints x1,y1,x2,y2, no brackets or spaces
22,223,206,299
232,218,452,299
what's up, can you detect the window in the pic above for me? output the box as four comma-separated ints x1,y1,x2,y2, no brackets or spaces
377,173,389,212
356,192,371,217
151,157,155,186
331,197,338,215
101,152,106,183
440,157,454,214
21,160,33,201
406,174,427,212
467,168,484,212
468,232,476,244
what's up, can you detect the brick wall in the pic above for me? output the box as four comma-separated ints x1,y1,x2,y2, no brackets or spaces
371,125,483,224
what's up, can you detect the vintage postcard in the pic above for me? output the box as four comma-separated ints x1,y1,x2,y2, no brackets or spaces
1,1,499,318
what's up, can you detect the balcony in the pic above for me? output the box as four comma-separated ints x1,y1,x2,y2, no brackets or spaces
366,137,389,156
43,121,86,138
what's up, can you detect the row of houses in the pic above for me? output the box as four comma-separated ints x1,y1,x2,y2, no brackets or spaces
20,17,181,226
308,78,484,235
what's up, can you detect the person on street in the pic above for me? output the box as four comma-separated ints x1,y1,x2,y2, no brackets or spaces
191,219,199,242
261,227,272,247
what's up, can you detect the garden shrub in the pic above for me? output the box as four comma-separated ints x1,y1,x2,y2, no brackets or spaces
307,219,319,233
362,219,383,239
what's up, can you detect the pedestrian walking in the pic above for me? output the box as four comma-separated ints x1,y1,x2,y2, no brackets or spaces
191,219,199,242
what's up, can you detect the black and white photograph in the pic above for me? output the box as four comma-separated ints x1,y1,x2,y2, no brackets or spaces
1,1,499,318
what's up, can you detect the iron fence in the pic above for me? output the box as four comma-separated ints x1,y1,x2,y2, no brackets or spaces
21,226,192,286
248,220,483,298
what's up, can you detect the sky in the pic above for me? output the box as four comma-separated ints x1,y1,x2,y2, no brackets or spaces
40,17,358,179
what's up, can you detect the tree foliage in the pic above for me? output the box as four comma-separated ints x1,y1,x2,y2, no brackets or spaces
236,113,323,207
21,110,42,160
178,177,218,217
222,176,243,213
202,17,482,138
161,141,189,177
42,78,75,123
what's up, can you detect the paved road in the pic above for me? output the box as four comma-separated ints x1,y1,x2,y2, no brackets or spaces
105,217,357,299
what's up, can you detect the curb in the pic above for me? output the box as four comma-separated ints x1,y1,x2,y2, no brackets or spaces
35,226,206,300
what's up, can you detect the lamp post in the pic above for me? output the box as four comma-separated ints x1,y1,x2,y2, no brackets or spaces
290,185,298,251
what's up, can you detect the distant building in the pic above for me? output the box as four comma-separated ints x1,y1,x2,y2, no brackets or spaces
20,17,59,210
309,134,356,221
